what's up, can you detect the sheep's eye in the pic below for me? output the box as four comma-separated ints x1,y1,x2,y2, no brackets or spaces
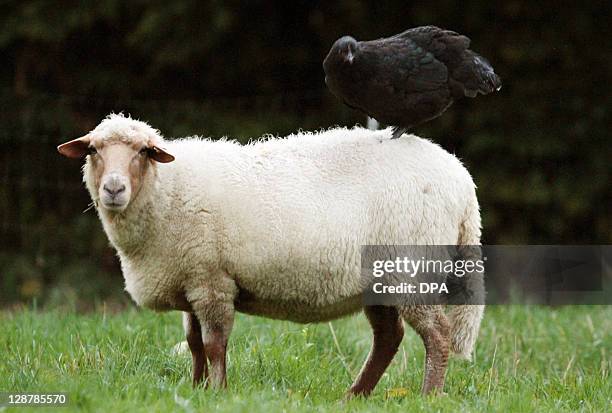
88,146,97,155
139,147,149,156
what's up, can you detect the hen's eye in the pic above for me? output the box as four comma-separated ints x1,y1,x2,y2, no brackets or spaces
88,146,97,155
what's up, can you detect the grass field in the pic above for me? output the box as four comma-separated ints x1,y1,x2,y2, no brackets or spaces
1,305,610,412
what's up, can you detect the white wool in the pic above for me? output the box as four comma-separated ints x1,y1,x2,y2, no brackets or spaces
83,114,483,356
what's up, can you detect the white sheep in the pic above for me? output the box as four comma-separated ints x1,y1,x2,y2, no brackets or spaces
58,113,484,396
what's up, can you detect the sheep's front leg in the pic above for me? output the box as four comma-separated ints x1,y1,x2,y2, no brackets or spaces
201,319,233,388
188,283,236,389
348,306,404,397
184,312,207,386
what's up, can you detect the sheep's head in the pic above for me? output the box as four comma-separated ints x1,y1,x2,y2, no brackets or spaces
57,114,174,213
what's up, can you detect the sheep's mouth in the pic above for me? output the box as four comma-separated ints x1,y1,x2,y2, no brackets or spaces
101,200,128,211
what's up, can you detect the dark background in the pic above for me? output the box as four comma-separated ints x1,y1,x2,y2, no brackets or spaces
1,1,610,308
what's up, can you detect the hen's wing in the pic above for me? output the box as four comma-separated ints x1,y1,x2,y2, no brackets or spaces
357,33,452,127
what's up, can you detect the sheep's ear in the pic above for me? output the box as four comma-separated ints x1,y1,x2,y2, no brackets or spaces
57,136,91,159
149,146,175,163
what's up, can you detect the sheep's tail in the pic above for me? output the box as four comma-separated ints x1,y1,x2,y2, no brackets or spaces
448,195,485,360
170,312,193,356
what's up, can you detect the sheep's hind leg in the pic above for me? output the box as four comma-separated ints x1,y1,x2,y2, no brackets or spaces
348,305,404,397
401,305,450,395
184,312,207,386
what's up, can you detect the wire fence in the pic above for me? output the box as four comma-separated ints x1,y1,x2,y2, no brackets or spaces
0,129,120,306
1,86,609,306
0,88,358,306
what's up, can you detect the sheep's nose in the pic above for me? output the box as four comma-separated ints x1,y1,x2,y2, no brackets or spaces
103,183,126,197
103,177,126,197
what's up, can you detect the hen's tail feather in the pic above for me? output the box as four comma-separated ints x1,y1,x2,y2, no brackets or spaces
452,51,502,98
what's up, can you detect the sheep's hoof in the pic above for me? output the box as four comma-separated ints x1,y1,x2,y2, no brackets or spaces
423,389,448,397
343,390,369,401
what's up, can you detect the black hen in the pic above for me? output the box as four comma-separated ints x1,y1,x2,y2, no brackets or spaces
323,26,501,139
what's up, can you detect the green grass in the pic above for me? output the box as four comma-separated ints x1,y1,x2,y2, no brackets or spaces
1,305,610,412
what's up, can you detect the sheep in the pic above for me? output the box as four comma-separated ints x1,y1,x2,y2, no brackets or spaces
57,113,484,396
